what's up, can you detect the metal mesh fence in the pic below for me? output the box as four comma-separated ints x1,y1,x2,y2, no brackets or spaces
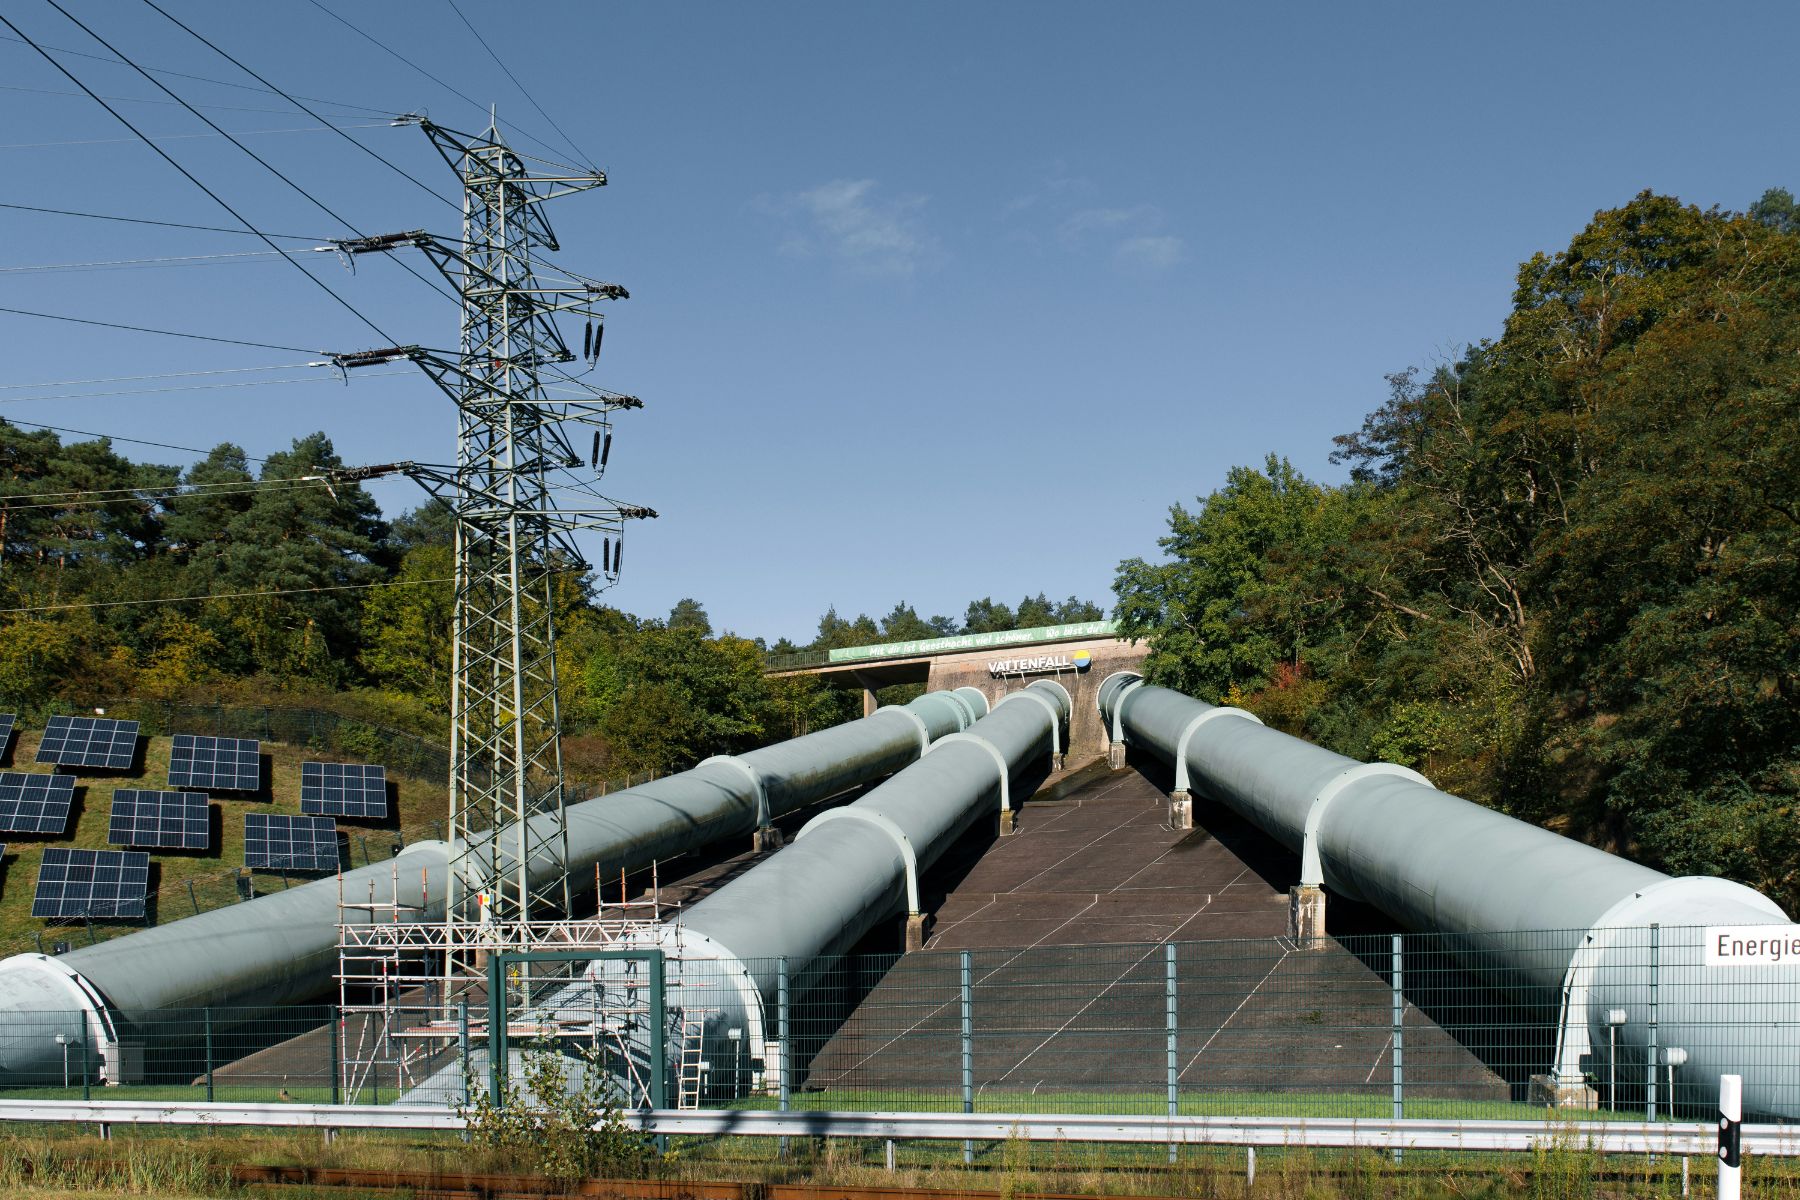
1,925,1793,1122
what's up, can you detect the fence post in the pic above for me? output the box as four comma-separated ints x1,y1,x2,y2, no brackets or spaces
1392,933,1405,1163
1391,934,1404,1120
187,880,200,916
204,1007,214,1102
1164,943,1178,1164
778,956,791,1159
1719,1073,1742,1200
80,1030,90,1102
457,997,470,1108
960,949,974,1165
1646,923,1660,1122
328,1005,340,1106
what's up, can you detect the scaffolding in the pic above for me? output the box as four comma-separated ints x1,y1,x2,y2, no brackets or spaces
333,866,717,1108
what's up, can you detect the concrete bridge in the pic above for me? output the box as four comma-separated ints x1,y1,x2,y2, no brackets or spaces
767,620,1147,758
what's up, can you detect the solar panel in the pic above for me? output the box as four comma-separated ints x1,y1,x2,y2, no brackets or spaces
0,713,15,749
108,789,210,850
0,772,75,834
168,734,261,791
299,761,389,819
244,813,339,872
32,847,149,920
34,715,139,770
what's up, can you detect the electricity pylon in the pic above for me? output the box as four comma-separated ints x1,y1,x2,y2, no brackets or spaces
328,117,652,976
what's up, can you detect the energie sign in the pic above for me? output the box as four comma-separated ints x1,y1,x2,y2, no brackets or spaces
1704,925,1800,966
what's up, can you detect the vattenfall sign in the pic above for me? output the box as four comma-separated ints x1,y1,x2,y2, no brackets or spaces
1704,925,1800,967
988,649,1091,676
825,620,1117,664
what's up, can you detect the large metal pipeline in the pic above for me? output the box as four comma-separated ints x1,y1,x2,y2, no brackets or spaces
1099,672,1800,1118
569,679,1074,1100
0,687,988,1085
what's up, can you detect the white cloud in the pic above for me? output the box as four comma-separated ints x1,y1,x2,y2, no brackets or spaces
1114,234,1186,274
1003,161,1095,217
779,179,941,277
1059,204,1161,243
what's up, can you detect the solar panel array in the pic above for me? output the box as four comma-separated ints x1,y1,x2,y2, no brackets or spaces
0,772,75,834
35,715,138,770
0,712,14,749
168,735,261,791
299,762,388,819
244,812,339,872
32,847,149,920
108,789,210,850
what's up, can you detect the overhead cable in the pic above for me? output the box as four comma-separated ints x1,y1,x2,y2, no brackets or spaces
0,248,329,274
12,4,401,344
0,478,329,513
0,120,389,151
0,575,455,615
0,416,274,464
0,80,375,119
0,364,314,391
141,0,460,220
0,32,394,116
443,0,594,170
0,200,327,241
0,369,412,406
0,303,327,354
302,0,583,167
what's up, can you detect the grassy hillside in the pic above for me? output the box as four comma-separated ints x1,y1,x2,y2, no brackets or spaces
0,724,448,958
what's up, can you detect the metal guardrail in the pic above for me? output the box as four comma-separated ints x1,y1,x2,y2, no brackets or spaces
0,1100,1791,1157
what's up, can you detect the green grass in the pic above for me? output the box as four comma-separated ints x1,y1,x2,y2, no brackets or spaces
729,1088,1671,1122
0,1085,334,1103
0,727,448,958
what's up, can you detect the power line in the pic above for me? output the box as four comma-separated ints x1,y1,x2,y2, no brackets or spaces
0,575,454,615
0,80,375,118
442,0,593,170
14,3,400,345
0,478,328,513
0,200,327,241
45,1,459,310
0,364,313,392
141,0,460,221
0,416,274,464
0,248,327,274
0,303,326,354
0,370,412,406
302,0,580,167
0,119,389,151
0,32,395,116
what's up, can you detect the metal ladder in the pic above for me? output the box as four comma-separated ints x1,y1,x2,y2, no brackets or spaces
675,1013,706,1109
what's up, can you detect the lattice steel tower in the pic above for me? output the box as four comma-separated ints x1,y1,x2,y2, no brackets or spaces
337,118,651,972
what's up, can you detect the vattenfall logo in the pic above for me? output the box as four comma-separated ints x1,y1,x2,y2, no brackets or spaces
988,650,1092,676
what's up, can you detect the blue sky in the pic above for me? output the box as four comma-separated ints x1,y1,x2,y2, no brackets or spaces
1,2,1793,645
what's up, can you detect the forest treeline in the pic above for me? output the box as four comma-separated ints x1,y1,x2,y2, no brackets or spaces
1115,189,1800,910
0,430,1098,777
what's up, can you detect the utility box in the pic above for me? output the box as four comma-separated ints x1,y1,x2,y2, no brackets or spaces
103,1041,144,1086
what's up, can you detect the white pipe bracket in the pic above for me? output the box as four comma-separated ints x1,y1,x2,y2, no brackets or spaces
1108,678,1146,744
1299,763,1429,888
797,808,920,916
994,690,1062,758
1172,707,1264,794
698,755,769,829
928,731,1011,817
